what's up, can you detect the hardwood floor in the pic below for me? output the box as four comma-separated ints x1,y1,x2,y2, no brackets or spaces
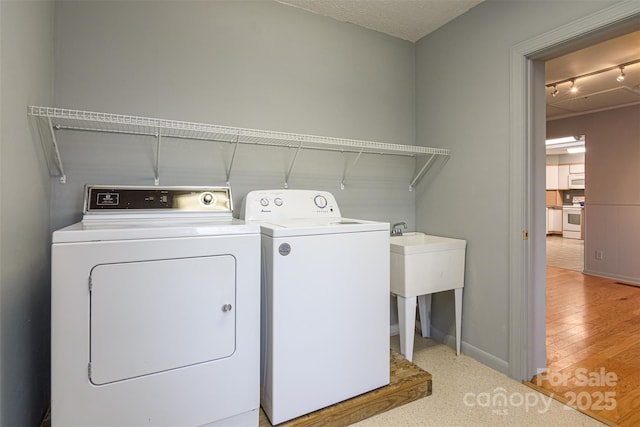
532,267,640,426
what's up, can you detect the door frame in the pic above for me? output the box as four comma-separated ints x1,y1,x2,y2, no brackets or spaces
508,0,640,381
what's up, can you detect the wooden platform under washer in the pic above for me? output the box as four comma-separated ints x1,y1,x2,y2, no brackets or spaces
41,351,431,427
259,350,432,427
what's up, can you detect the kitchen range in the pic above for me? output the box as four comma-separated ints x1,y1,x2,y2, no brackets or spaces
562,195,585,240
546,157,585,240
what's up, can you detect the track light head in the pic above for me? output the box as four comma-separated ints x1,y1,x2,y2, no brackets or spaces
569,79,578,93
551,84,558,97
616,66,626,82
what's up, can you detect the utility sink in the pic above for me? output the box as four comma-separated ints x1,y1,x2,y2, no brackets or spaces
390,232,467,360
390,232,466,297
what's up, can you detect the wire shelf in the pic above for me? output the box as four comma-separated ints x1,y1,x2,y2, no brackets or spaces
28,106,450,188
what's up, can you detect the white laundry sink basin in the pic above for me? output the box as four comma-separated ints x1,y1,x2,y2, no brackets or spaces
390,232,466,297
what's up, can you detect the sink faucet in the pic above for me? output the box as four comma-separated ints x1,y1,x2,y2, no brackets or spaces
391,221,408,236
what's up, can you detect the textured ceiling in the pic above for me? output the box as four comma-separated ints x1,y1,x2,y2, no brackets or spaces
276,0,485,42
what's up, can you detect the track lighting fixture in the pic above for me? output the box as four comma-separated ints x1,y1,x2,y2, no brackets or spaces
546,58,638,96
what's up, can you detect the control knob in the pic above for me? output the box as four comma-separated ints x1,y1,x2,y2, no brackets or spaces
201,192,215,205
314,195,328,209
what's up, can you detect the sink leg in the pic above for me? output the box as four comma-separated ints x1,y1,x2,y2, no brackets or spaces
417,294,431,338
455,287,463,355
397,295,416,362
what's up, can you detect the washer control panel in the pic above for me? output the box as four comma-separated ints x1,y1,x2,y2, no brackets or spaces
241,189,341,221
84,186,233,214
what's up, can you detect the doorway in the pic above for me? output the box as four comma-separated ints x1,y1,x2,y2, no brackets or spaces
537,25,639,425
507,2,639,382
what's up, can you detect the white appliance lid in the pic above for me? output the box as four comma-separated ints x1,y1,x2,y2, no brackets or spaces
53,185,261,243
53,218,259,243
257,218,389,237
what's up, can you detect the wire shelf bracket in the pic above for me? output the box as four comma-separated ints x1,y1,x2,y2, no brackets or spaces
410,154,438,191
284,140,303,189
27,106,450,188
154,132,162,185
225,133,241,186
341,149,364,190
47,117,67,184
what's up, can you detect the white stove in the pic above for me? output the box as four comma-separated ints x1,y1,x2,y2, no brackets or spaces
562,195,585,239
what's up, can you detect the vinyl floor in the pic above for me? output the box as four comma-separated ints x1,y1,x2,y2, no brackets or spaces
547,235,584,272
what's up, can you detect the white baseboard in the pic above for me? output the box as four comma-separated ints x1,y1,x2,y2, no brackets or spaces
389,323,399,336
389,322,509,376
430,326,509,375
583,269,640,286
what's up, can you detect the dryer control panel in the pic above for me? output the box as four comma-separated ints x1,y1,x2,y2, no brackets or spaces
84,185,233,215
241,189,341,221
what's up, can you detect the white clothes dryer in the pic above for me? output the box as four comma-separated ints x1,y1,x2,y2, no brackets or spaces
51,186,260,426
240,189,390,425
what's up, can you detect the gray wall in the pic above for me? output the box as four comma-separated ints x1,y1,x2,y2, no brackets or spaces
0,1,54,425
548,104,640,283
52,0,418,232
414,0,619,372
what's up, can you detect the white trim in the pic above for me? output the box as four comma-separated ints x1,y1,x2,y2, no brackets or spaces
583,270,640,286
547,100,640,121
430,327,509,374
508,42,530,381
389,323,400,336
508,0,640,381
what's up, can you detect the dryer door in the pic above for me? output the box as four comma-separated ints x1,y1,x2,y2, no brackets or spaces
89,255,236,385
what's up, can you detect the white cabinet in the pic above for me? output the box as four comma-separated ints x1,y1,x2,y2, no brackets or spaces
546,165,559,190
558,164,570,190
546,207,563,234
549,208,563,234
570,163,585,173
546,208,549,234
547,162,584,190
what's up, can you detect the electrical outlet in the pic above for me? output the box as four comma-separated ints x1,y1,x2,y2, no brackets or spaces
595,250,604,260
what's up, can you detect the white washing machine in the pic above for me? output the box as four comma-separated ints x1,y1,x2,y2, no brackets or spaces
240,189,390,424
51,186,260,426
